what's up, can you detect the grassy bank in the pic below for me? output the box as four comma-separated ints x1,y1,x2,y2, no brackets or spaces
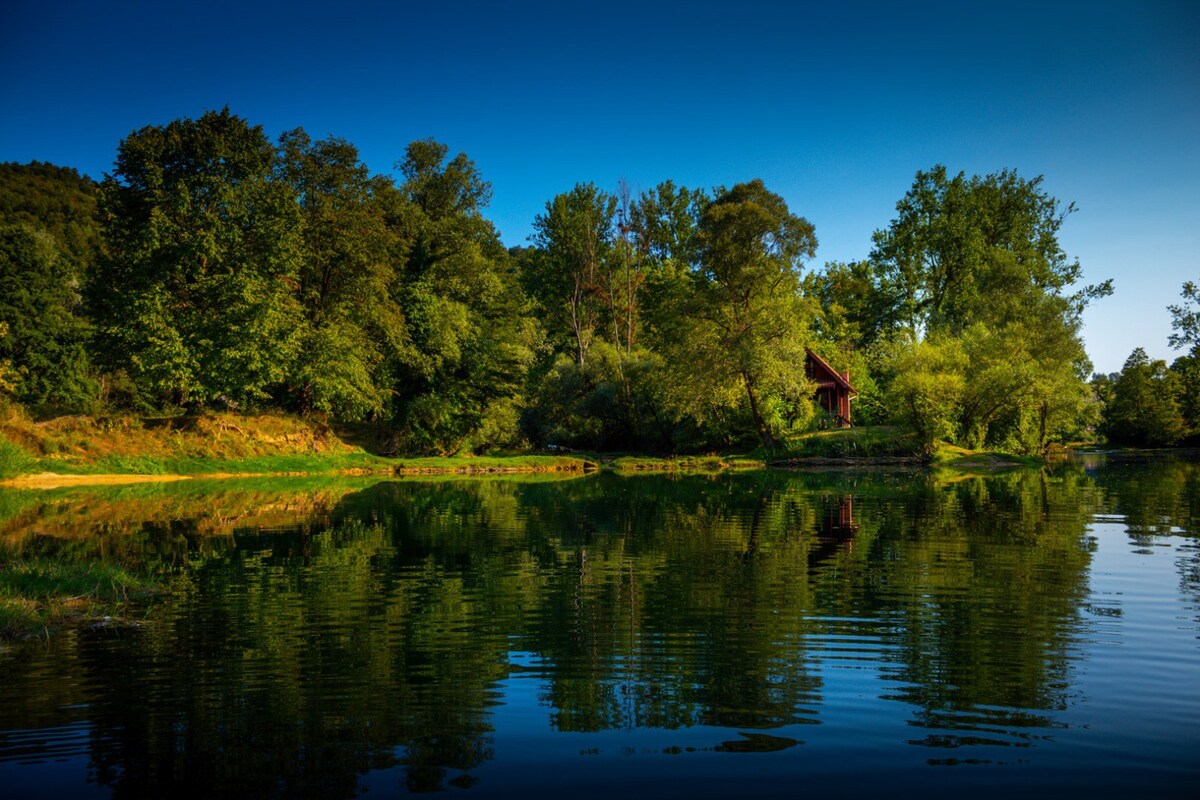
597,453,765,472
0,558,153,639
769,426,925,463
0,407,592,482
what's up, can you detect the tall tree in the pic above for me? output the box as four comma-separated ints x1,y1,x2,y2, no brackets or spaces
681,179,818,448
389,140,533,453
275,129,406,419
869,165,1109,336
94,109,302,408
0,225,96,409
528,184,616,367
1168,280,1200,353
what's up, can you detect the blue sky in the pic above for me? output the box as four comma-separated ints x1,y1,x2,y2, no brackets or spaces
2,0,1196,372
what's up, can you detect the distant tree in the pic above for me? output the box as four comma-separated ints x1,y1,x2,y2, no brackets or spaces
0,161,100,278
94,109,302,409
1102,348,1185,447
1168,280,1199,352
0,224,96,409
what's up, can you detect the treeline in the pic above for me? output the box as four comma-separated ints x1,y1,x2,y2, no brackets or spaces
1092,281,1200,447
0,108,1142,454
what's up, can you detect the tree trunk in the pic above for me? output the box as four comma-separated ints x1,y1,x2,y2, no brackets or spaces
743,371,775,448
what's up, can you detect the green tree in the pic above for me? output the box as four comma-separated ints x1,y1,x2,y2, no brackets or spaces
0,224,97,409
1168,280,1200,352
1168,280,1200,437
867,166,1109,449
679,179,818,447
275,129,407,419
527,183,617,367
886,335,967,454
0,162,100,280
1102,348,1186,446
389,140,533,453
94,109,302,409
868,165,1107,336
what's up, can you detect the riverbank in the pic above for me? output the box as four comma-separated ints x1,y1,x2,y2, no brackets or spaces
0,408,595,485
1,409,1047,487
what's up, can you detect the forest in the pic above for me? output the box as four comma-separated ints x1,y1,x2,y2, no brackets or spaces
1,109,1197,457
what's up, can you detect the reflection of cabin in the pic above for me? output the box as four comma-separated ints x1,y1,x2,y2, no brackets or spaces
811,495,860,565
805,348,857,428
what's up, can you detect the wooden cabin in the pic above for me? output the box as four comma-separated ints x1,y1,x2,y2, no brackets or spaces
805,348,857,428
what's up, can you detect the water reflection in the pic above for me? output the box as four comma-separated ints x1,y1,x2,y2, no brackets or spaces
1,456,1197,797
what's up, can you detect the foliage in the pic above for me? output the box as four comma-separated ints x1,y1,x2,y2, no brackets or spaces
388,141,534,454
1167,280,1200,352
0,161,99,279
1101,348,1186,447
275,129,407,419
527,183,616,366
94,109,303,408
675,180,819,447
885,335,968,454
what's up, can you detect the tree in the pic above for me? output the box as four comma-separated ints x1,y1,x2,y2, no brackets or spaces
682,180,818,448
886,335,967,454
868,165,1108,336
1168,280,1200,352
388,140,533,453
1102,348,1186,447
527,184,616,367
0,224,96,409
94,109,302,409
867,166,1110,450
275,129,406,419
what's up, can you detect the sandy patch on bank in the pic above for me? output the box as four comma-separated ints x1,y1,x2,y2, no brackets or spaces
0,472,191,489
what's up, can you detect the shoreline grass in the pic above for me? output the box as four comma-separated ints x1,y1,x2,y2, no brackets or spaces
0,558,154,640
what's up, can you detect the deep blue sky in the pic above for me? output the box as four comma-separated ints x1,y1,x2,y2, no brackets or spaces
2,0,1197,372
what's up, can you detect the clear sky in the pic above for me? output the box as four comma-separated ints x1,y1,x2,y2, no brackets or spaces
2,0,1196,373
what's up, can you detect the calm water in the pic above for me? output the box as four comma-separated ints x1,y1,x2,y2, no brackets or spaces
0,455,1197,798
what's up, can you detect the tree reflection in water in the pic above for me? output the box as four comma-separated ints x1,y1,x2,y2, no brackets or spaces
0,456,1196,795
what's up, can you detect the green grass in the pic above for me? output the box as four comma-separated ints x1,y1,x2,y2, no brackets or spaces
603,454,765,472
769,426,924,461
0,559,154,639
930,443,1043,471
0,437,36,479
5,449,593,479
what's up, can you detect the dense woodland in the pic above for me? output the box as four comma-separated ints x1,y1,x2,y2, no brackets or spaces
1,109,1197,454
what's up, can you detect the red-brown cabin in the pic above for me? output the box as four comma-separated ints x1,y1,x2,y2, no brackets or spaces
805,348,857,428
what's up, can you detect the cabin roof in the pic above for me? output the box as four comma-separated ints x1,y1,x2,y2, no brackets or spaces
805,348,858,396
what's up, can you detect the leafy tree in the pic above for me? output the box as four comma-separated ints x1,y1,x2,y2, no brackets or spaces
389,140,533,453
677,180,818,448
0,224,97,409
865,166,1109,450
886,335,967,454
527,183,616,367
868,165,1108,336
1101,348,1186,447
1169,352,1200,438
0,162,100,279
0,322,15,398
275,129,407,419
1168,280,1200,352
94,109,302,409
